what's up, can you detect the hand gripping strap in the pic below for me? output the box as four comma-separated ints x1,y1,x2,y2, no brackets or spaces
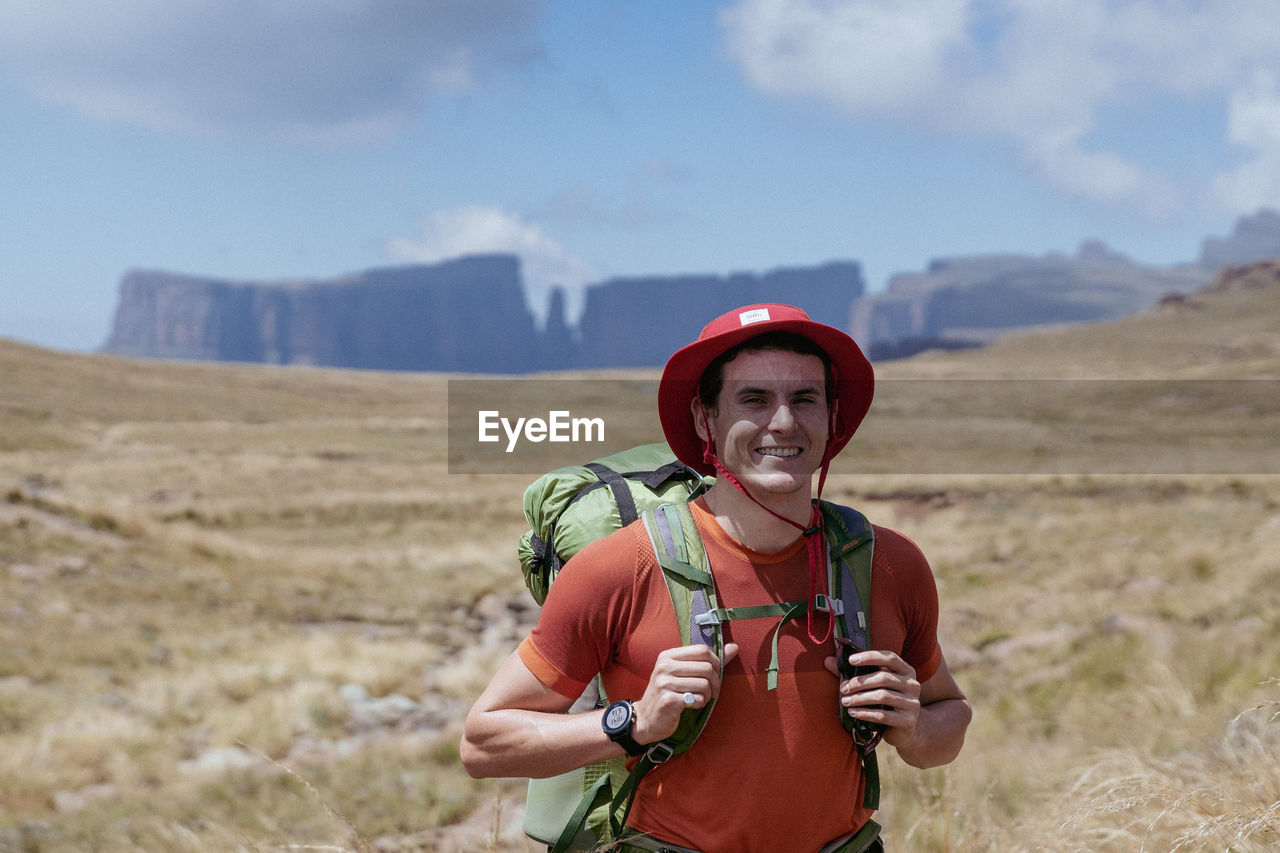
548,501,720,851
602,503,725,838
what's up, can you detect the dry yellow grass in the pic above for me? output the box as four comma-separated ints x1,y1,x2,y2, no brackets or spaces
1,269,1278,851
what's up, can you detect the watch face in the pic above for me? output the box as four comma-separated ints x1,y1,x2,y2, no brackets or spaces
604,703,630,732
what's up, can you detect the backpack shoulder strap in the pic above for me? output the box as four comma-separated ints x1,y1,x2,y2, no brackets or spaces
819,501,874,652
819,501,880,812
592,501,726,839
550,499,721,852
639,501,726,749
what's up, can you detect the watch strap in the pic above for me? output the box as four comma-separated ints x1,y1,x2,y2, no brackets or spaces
603,700,647,757
614,729,646,757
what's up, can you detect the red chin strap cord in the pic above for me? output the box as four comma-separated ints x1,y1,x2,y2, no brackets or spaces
698,402,836,646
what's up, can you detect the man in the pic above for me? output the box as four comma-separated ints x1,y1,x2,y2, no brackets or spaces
462,304,971,851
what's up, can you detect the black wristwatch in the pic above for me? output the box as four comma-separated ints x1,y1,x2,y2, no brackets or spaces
601,700,646,757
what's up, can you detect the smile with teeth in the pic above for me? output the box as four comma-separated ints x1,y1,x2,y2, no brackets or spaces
756,447,801,457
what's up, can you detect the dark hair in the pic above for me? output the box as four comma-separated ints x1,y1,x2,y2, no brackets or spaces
697,331,835,413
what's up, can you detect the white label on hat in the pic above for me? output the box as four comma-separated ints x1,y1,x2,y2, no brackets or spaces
738,308,770,326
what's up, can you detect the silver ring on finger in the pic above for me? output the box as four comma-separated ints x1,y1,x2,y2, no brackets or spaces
682,691,697,707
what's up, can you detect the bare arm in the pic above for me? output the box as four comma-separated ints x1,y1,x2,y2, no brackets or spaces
461,643,738,779
825,649,972,769
460,650,616,779
885,654,971,768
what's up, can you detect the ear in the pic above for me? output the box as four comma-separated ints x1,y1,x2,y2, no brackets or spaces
691,395,710,442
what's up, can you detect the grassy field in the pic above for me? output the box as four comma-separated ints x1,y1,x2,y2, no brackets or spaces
1,266,1278,851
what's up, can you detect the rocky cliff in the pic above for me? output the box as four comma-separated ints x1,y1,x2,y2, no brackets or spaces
850,240,1213,360
851,209,1280,359
573,261,864,368
102,210,1280,372
1199,208,1280,268
104,256,538,373
103,258,866,372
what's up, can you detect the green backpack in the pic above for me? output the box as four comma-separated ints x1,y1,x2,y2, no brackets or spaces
518,443,707,606
517,444,881,852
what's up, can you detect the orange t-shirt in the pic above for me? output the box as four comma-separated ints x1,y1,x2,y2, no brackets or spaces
520,498,941,852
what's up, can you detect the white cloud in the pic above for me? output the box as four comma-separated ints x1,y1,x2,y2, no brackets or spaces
1214,71,1280,211
387,206,599,322
720,0,1280,215
719,0,969,113
1023,129,1176,215
0,0,543,140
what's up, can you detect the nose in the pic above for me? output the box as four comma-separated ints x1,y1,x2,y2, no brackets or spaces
768,403,796,432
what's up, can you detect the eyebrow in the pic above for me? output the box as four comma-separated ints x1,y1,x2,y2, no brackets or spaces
734,384,824,397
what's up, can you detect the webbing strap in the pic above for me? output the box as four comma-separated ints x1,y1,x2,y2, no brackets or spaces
633,460,701,490
822,818,882,853
861,749,880,811
608,750,659,838
696,599,809,690
695,601,800,624
569,461,704,514
584,462,640,528
552,771,613,853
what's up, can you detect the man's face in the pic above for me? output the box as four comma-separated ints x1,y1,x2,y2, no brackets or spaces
693,348,830,503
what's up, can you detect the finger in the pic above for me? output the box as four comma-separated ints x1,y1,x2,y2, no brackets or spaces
675,688,701,709
842,685,900,708
665,643,723,661
654,680,711,713
721,642,740,667
822,655,840,679
651,668,720,705
852,649,912,676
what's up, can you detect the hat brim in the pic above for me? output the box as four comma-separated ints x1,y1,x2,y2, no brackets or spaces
658,317,874,475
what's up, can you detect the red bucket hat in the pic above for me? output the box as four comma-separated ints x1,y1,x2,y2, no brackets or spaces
658,303,874,476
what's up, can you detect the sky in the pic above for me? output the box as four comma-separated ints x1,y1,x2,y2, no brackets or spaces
4,0,1280,352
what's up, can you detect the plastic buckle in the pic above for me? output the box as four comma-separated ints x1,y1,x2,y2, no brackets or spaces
813,594,844,615
646,742,676,764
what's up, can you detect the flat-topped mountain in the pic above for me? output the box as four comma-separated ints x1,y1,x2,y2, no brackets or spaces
103,256,538,373
100,210,1280,372
851,240,1210,359
103,259,867,373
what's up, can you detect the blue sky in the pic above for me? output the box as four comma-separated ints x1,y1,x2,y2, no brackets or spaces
3,0,1280,352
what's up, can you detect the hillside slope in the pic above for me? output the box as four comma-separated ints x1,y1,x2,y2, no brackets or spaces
886,259,1280,379
0,261,1278,852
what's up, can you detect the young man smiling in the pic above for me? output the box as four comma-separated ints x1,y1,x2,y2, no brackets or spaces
690,341,831,548
462,304,971,852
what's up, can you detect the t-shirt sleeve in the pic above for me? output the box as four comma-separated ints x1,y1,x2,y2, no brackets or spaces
873,525,943,683
519,523,645,699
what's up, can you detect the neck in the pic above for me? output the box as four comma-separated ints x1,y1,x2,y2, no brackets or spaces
702,480,814,551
